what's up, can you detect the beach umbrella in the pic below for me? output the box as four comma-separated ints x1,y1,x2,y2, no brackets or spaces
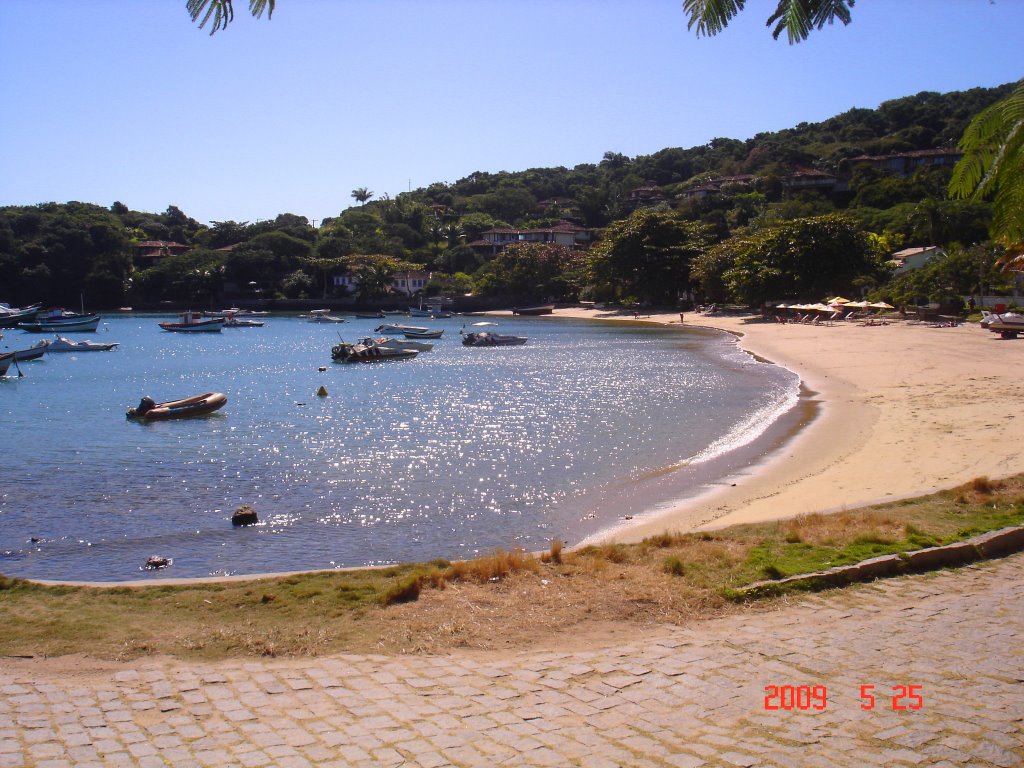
868,301,894,310
828,296,851,305
846,300,870,308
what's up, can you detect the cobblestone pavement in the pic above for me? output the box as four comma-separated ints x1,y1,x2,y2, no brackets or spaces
2,554,1022,768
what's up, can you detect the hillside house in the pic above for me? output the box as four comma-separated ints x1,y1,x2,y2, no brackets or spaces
133,240,189,268
851,148,964,178
469,221,593,258
890,246,945,274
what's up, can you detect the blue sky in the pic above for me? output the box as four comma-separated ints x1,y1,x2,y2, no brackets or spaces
1,1,1021,226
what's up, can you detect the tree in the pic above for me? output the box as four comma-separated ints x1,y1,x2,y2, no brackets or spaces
949,80,1024,269
351,187,374,205
587,210,711,304
472,242,586,302
683,0,855,44
714,214,883,305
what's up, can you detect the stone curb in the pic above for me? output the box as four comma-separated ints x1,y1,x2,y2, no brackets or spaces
729,525,1024,600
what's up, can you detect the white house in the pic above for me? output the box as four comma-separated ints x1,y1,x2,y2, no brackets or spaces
332,270,432,295
890,246,945,274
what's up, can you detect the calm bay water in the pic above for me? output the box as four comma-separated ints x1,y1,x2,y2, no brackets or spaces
0,314,798,581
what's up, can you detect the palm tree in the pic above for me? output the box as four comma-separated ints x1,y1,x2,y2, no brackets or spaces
683,0,854,44
351,187,374,206
187,0,273,34
949,80,1024,271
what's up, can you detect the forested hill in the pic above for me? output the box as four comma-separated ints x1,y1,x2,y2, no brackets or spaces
0,82,1015,309
403,83,1013,225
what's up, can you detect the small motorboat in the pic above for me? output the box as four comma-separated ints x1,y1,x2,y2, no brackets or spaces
332,340,418,363
10,344,46,361
358,336,434,352
461,331,527,347
306,309,347,323
355,312,386,319
0,303,42,328
512,304,555,316
127,392,228,420
375,323,428,335
39,336,119,352
403,328,443,339
203,308,268,318
223,311,265,327
19,311,102,333
159,311,224,332
0,352,14,376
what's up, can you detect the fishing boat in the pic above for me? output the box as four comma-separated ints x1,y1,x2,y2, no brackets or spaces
358,336,434,352
19,310,102,333
512,304,555,316
305,309,347,323
375,323,428,335
126,392,228,420
331,340,419,363
159,311,224,332
38,336,119,352
461,331,527,347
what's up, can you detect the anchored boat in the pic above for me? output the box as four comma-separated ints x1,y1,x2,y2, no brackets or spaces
127,392,228,420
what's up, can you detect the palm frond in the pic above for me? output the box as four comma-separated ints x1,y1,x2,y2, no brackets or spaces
767,0,854,44
187,0,274,34
682,0,746,38
249,0,274,20
187,0,233,34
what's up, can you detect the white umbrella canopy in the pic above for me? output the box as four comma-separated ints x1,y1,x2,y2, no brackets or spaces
868,301,894,310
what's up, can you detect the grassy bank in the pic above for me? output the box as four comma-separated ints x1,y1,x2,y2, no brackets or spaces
1,475,1021,661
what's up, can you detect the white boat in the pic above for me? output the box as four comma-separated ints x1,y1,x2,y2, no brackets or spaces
38,335,119,352
403,328,443,339
203,308,269,318
375,323,429,335
358,336,434,352
223,311,265,327
306,309,347,323
159,311,224,332
980,310,1024,329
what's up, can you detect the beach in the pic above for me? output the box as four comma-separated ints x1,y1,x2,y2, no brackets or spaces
552,308,1024,541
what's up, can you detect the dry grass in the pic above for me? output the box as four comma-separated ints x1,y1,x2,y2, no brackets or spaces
1,474,1022,661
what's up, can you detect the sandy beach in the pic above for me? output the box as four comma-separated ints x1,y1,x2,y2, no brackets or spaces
551,308,1024,541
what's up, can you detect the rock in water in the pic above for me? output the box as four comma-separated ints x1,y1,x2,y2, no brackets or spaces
232,505,259,526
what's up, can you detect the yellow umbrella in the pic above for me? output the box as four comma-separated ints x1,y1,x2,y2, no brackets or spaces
868,301,894,310
829,296,851,304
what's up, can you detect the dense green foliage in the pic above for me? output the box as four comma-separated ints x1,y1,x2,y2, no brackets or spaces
0,84,1017,309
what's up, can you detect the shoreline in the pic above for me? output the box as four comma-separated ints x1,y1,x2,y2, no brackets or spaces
552,307,1024,542
21,307,1024,588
